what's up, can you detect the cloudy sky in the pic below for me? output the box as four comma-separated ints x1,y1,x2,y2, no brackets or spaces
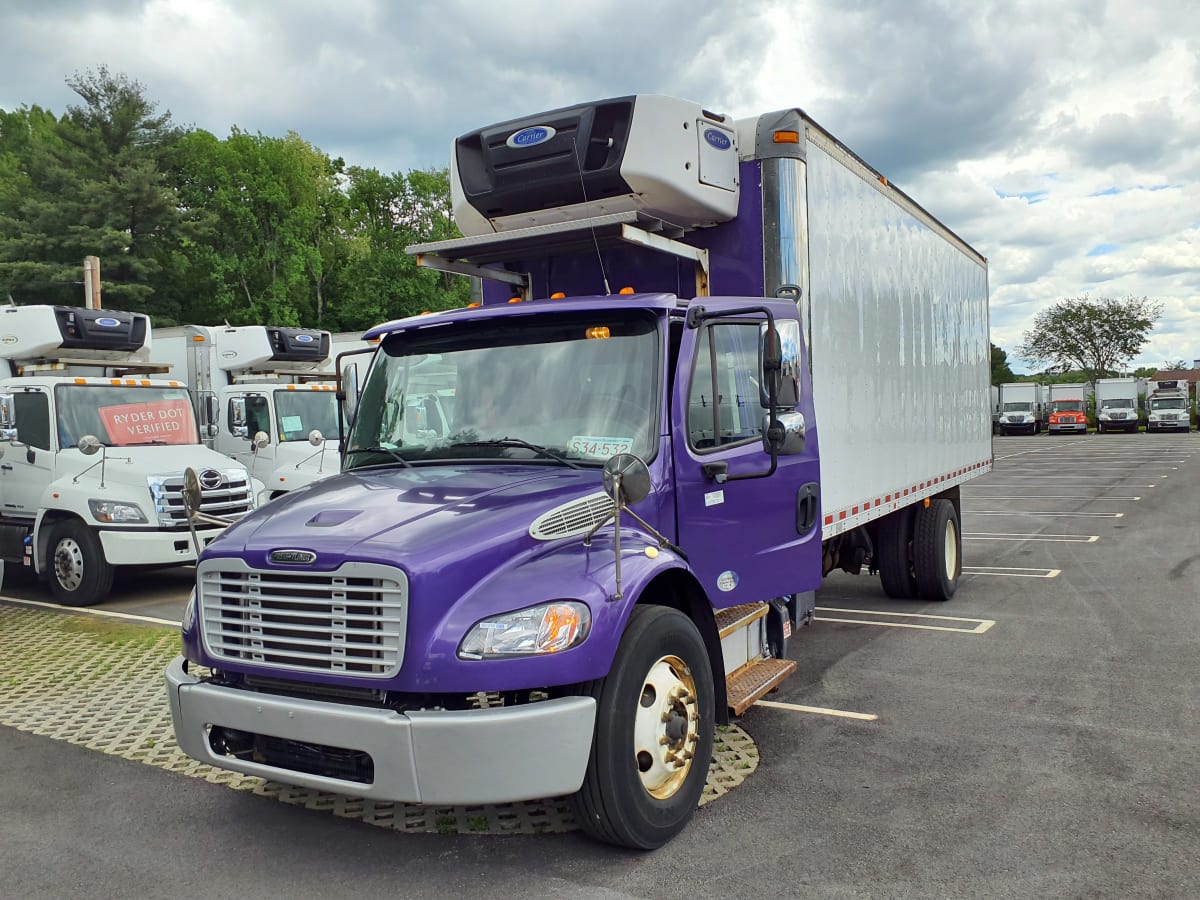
2,0,1198,371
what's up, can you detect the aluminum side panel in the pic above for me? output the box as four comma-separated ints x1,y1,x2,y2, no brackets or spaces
804,141,991,538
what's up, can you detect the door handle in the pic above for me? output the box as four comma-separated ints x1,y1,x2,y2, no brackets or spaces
0,464,12,471
796,482,820,533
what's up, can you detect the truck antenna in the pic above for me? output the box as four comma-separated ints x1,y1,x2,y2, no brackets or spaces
572,137,613,296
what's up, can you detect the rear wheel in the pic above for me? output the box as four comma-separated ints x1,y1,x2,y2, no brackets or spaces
912,499,961,601
47,519,114,607
876,509,917,599
570,605,715,849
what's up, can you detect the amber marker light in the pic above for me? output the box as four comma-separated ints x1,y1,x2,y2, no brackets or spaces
550,292,566,299
585,326,611,340
618,286,635,295
773,130,800,144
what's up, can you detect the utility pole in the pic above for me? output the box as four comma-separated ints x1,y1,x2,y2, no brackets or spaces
83,256,101,309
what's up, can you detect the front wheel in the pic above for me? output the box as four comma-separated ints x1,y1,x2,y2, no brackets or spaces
912,499,961,601
570,605,715,850
47,519,114,606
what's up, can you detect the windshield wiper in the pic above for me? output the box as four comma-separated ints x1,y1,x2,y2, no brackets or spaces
344,446,412,468
448,437,582,469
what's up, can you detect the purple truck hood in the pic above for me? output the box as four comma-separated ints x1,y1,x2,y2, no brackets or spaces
206,463,607,577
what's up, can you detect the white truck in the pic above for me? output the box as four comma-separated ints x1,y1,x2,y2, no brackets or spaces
990,385,1000,434
1046,382,1088,434
1144,379,1191,433
997,382,1045,435
154,325,341,498
0,305,258,605
1094,377,1139,433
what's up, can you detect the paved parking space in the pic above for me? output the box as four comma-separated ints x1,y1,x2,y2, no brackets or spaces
2,432,1199,898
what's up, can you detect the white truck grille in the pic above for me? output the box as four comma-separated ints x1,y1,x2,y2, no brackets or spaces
197,559,408,678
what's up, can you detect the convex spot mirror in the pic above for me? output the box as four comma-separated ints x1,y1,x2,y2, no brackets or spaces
308,429,325,447
252,431,269,450
77,435,103,456
602,453,652,506
181,467,202,515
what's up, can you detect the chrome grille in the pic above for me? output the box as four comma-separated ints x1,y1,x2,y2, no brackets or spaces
197,559,407,678
151,471,253,526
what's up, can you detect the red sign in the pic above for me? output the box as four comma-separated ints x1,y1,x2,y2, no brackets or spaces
98,400,198,446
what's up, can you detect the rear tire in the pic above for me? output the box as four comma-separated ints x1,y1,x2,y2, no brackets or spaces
47,519,114,607
570,605,715,850
876,509,917,599
912,499,961,601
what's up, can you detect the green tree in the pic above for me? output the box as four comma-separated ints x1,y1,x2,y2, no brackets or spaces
1017,295,1162,386
990,343,1014,384
327,166,470,331
166,128,346,326
0,67,184,312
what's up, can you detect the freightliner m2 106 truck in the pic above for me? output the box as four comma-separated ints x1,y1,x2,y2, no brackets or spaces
167,95,992,848
998,382,1045,435
0,305,257,605
155,325,341,498
1144,380,1191,433
1046,382,1087,434
1095,377,1139,433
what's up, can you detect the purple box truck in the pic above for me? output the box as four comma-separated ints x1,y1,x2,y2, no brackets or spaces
167,95,992,849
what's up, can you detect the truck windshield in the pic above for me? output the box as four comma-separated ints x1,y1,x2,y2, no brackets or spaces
1149,398,1186,410
274,389,340,442
54,385,200,447
1050,400,1084,412
1101,399,1134,409
1002,402,1031,412
345,310,660,468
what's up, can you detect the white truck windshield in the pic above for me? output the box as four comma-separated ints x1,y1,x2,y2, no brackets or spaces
1002,402,1031,412
1149,398,1186,410
55,385,200,447
346,310,660,467
1101,399,1134,409
274,389,339,442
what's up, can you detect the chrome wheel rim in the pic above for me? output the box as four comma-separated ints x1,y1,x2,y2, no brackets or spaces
54,538,84,592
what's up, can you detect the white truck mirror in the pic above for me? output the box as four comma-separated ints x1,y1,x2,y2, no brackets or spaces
252,431,270,450
308,429,325,447
77,435,103,456
229,397,248,438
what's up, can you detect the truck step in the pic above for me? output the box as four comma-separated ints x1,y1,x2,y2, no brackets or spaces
715,602,768,638
726,656,797,717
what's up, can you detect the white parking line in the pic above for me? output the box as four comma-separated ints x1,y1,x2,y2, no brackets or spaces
962,566,1061,578
754,699,878,721
963,495,1140,501
0,595,180,627
963,532,1099,543
815,607,995,634
969,511,1124,518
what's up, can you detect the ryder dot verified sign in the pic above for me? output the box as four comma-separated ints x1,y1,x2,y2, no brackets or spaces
99,399,198,445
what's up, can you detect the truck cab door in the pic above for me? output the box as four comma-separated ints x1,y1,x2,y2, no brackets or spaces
0,388,55,516
670,300,822,608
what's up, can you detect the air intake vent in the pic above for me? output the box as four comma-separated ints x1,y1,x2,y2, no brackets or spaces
529,492,614,540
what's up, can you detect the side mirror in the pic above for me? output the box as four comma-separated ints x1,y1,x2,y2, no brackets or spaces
205,423,219,439
0,393,16,442
761,324,782,409
229,397,248,438
252,431,269,450
77,435,103,456
762,411,806,456
308,429,325,447
205,394,220,427
340,364,360,427
760,319,801,410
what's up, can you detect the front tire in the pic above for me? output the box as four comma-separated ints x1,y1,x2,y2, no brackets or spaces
570,605,715,850
47,519,114,606
912,499,961,601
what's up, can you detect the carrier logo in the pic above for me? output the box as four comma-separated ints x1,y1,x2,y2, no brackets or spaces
507,126,556,148
703,128,732,151
295,334,315,343
270,549,317,565
198,468,224,490
95,317,121,327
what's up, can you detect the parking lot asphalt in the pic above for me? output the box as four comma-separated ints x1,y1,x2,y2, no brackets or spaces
2,433,1198,899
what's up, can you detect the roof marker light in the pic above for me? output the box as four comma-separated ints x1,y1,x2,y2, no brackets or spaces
618,286,635,295
773,130,800,144
586,327,611,340
550,292,566,299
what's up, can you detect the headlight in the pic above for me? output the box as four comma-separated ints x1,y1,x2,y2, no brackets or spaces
88,499,148,524
458,601,591,660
